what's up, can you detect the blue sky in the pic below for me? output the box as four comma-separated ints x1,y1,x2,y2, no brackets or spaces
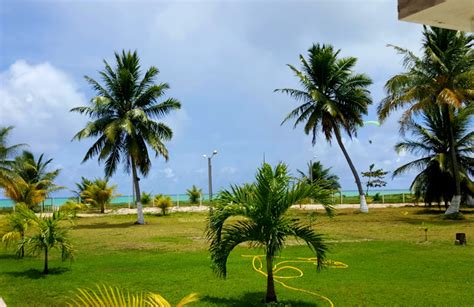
0,0,425,196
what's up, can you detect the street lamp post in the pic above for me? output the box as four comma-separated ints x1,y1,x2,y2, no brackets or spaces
203,150,218,202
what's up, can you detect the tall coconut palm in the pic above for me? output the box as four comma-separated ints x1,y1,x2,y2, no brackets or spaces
208,163,332,303
297,161,341,191
18,208,74,274
378,27,474,214
80,178,117,213
276,44,372,212
3,151,62,209
71,50,181,224
393,105,473,207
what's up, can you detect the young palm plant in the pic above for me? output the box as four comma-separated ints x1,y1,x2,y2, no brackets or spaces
71,50,181,224
17,207,74,274
81,178,117,213
393,105,473,207
208,163,332,303
186,185,202,204
379,27,474,214
297,161,341,191
1,203,33,258
276,44,372,212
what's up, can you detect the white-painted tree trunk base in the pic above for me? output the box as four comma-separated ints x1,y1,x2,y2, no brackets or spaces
0,297,6,307
136,201,145,224
445,195,461,215
360,195,369,213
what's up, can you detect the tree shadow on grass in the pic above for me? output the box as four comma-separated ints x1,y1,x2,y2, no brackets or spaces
73,222,136,230
5,267,70,279
0,254,20,260
201,292,318,306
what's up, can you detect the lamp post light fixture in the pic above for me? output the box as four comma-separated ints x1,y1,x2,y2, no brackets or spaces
203,149,218,202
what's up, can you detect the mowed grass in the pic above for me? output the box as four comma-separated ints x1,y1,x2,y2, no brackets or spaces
0,207,473,306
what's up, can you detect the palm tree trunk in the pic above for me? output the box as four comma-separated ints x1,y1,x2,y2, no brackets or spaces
20,232,25,258
444,106,462,215
131,158,145,224
333,125,368,213
265,254,277,303
43,247,48,274
100,202,105,214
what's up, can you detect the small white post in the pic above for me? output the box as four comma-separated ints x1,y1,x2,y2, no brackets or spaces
382,194,385,204
340,191,343,204
402,193,405,203
199,192,202,207
177,194,180,208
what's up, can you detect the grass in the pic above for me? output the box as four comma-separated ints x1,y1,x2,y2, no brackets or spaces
0,207,473,306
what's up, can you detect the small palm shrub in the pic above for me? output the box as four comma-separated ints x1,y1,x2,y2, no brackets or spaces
81,178,117,213
155,195,173,216
141,192,152,206
67,284,198,307
1,203,32,258
186,185,202,204
59,200,88,217
17,207,74,274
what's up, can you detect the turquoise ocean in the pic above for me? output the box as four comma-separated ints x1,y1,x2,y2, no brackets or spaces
0,189,411,208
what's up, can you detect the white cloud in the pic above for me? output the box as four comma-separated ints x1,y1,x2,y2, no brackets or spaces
0,60,86,152
159,167,176,179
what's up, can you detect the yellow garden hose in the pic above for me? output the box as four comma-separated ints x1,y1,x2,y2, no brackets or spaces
241,255,348,307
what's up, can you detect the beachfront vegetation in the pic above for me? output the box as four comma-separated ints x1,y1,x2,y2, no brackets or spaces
379,27,474,214
277,44,372,213
16,207,74,274
1,207,473,306
208,163,332,302
361,164,388,196
80,178,117,214
141,192,153,206
186,185,202,204
297,161,340,191
393,105,474,208
2,151,62,209
155,194,173,215
1,203,32,258
71,50,181,224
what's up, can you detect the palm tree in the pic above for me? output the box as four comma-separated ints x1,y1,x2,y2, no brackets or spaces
81,178,117,213
276,44,372,212
17,208,74,274
73,177,93,202
208,163,332,303
2,151,62,209
2,203,33,258
393,105,473,208
297,161,340,191
378,27,474,214
71,50,181,224
0,126,25,186
186,185,202,204
68,284,198,307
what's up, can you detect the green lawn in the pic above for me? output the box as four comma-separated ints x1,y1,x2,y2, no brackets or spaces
0,207,473,306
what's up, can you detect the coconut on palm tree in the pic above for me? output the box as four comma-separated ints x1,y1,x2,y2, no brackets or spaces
2,151,62,209
379,27,474,214
393,105,473,208
276,44,372,212
71,50,181,224
208,163,332,303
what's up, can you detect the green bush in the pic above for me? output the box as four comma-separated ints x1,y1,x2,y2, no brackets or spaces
154,195,173,215
141,192,152,206
59,200,88,217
